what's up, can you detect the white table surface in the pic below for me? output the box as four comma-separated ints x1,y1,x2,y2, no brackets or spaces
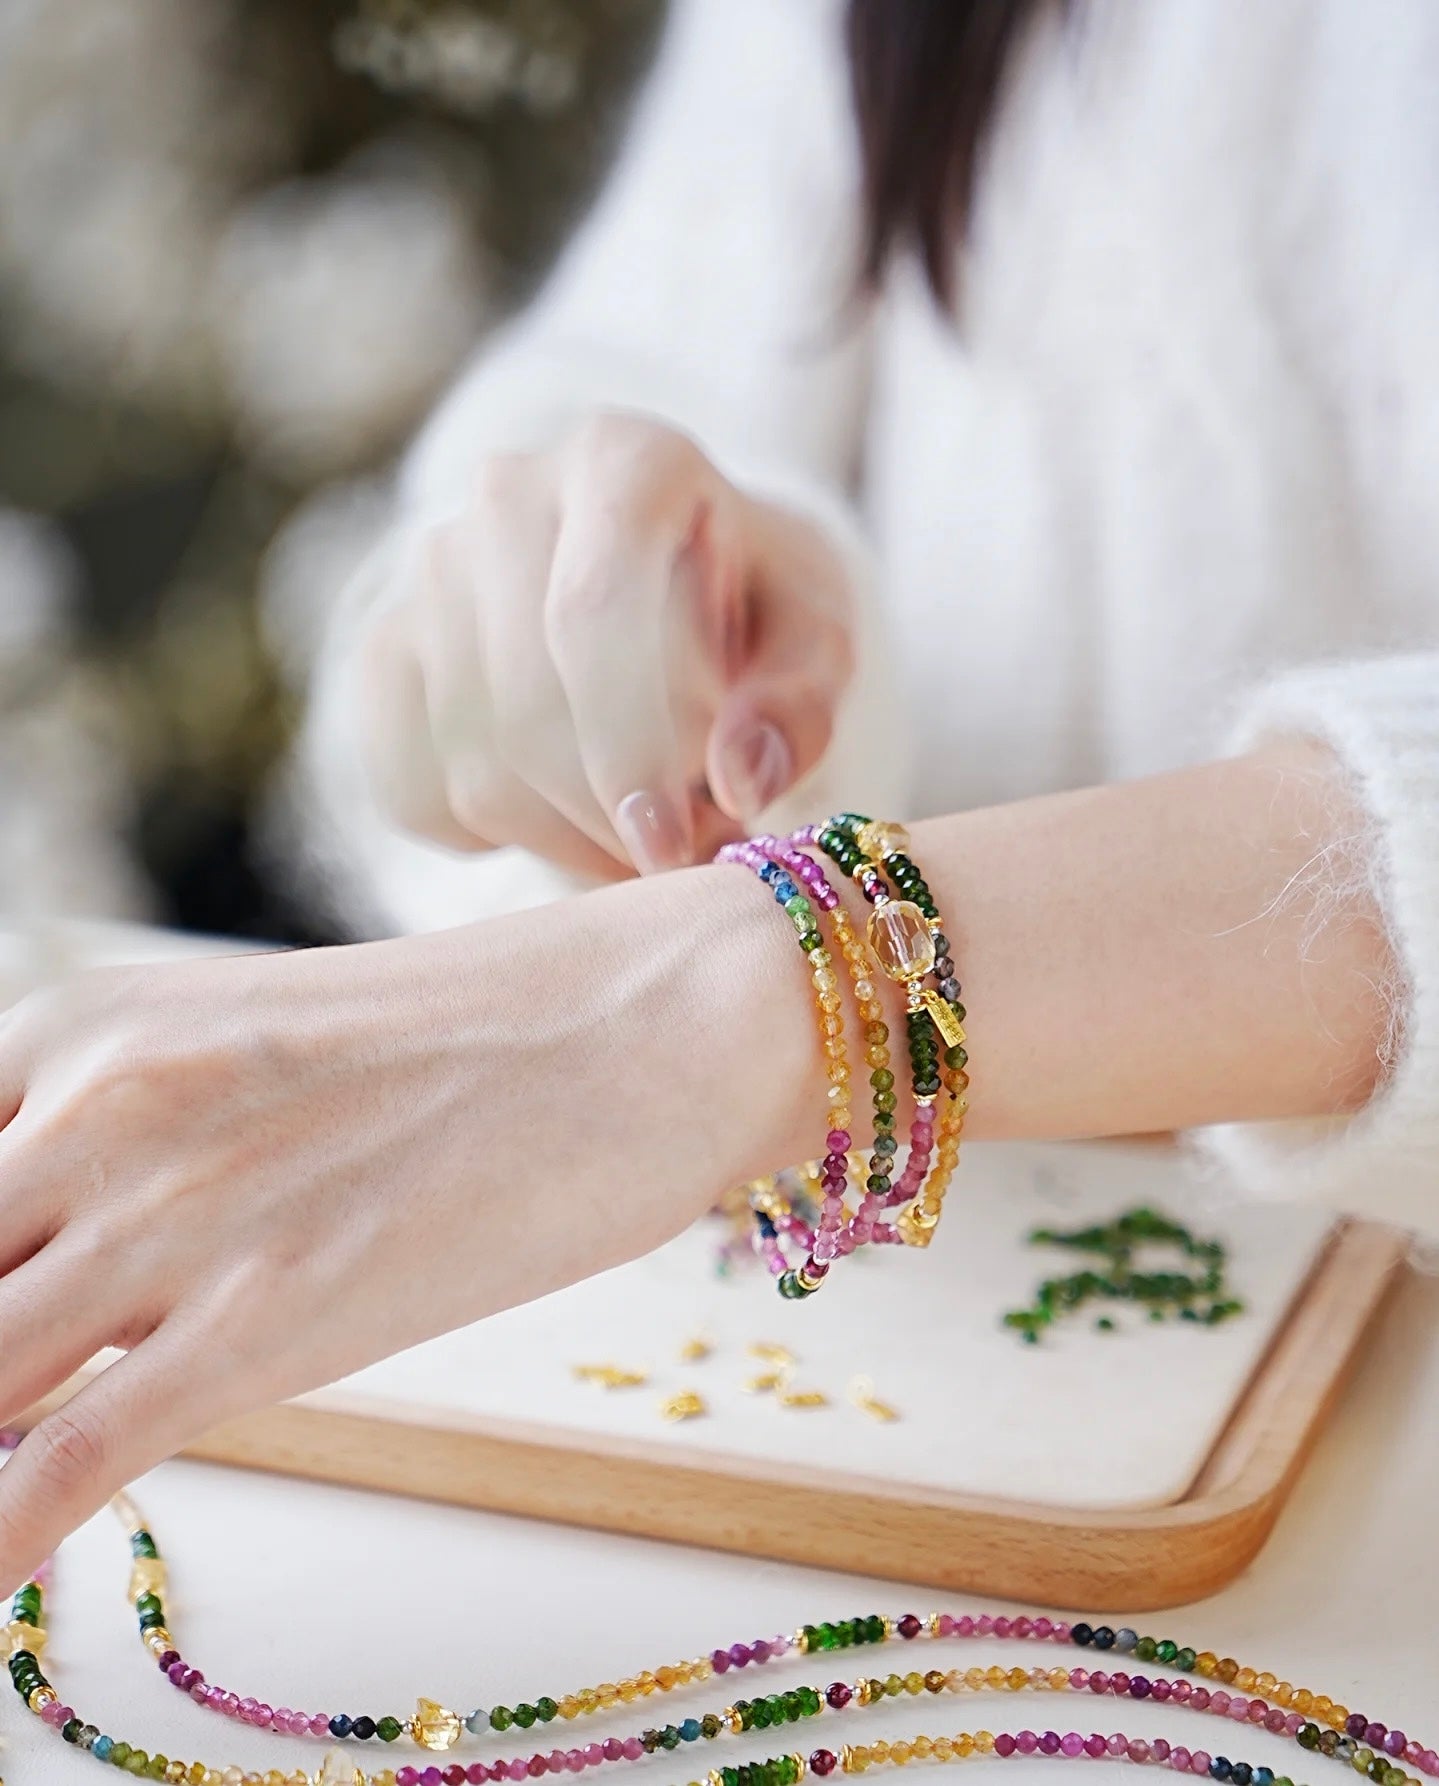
6,1263,1436,1786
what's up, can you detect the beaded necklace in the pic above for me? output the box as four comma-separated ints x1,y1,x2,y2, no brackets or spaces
4,1474,1432,1786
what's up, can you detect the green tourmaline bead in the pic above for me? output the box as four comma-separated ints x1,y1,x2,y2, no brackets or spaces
490,1707,514,1731
1297,1725,1320,1751
641,1731,659,1753
777,1270,807,1299
535,1698,558,1723
1133,1637,1157,1661
124,1749,150,1774
874,1092,897,1113
377,1718,403,1743
943,1045,967,1070
147,1758,169,1780
866,1615,886,1642
109,1744,133,1768
869,1068,894,1090
130,1533,158,1559
660,1727,681,1750
799,932,825,953
701,1715,722,1739
1156,1640,1179,1664
513,1703,537,1729
1176,1647,1197,1669
884,1674,904,1696
134,1594,162,1619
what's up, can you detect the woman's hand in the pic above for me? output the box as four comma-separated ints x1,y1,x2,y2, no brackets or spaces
0,865,811,1593
358,412,856,878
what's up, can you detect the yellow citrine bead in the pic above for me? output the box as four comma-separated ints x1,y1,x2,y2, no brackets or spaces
374,1775,398,1786
655,1666,678,1691
856,820,911,860
955,1736,974,1760
128,1558,169,1603
869,1743,890,1765
974,1733,995,1755
866,901,935,982
1195,1652,1218,1677
577,1691,599,1715
891,1744,913,1766
262,1772,286,1786
1007,1667,1027,1690
985,1666,1007,1690
558,1697,579,1720
414,1701,462,1753
933,1740,954,1763
964,1668,984,1690
317,1753,362,1786
1294,1688,1315,1712
913,1739,934,1761
1274,1682,1293,1705
844,1747,866,1774
3,1622,43,1659
167,1765,189,1784
1049,1668,1068,1690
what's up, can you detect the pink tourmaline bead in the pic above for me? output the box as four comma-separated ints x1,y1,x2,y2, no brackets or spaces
771,1635,791,1656
1107,1735,1126,1758
1063,1735,1086,1758
395,1770,419,1786
1265,1710,1286,1734
1014,1617,1033,1638
506,1759,528,1780
1191,1688,1211,1712
526,1758,546,1778
422,1771,443,1786
621,1738,642,1762
546,1752,566,1773
41,1702,69,1728
1191,1752,1212,1776
601,1739,622,1762
1247,1701,1266,1724
1172,1750,1192,1773
1172,1681,1193,1703
1069,1669,1088,1689
1211,1691,1231,1714
311,1713,331,1737
289,1710,312,1735
565,1753,585,1775
584,1744,603,1765
1109,1673,1129,1695
938,1614,957,1637
826,1131,849,1152
1084,1737,1107,1760
167,1661,188,1685
1054,1623,1072,1641
466,1769,488,1785
956,1616,976,1637
977,1615,995,1636
1285,1714,1303,1736
1228,1699,1250,1723
994,1617,1012,1639
1153,1681,1173,1702
191,1683,211,1705
1153,1742,1172,1762
1033,1618,1054,1639
1089,1672,1110,1693
1016,1731,1038,1754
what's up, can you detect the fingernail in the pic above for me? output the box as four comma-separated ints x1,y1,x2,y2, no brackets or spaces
616,789,691,875
722,720,793,818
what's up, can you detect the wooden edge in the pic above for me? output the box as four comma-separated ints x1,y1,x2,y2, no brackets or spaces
18,1222,1406,1612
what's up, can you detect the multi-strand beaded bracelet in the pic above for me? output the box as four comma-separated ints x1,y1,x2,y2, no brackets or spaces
3,1476,1433,1786
716,815,969,1299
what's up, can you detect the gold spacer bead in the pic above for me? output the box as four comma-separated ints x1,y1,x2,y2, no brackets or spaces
725,1706,744,1735
791,1756,807,1781
839,1747,858,1776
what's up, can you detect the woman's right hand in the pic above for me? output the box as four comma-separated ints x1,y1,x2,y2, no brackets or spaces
356,412,857,879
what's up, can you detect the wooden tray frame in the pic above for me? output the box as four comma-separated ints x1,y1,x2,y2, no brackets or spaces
22,1220,1403,1611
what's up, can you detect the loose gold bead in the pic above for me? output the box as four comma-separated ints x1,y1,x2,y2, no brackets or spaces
28,1686,57,1711
725,1708,744,1735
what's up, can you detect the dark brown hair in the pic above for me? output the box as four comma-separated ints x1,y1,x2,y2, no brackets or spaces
846,0,1050,307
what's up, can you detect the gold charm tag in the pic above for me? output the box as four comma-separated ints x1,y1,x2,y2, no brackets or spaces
920,988,965,1049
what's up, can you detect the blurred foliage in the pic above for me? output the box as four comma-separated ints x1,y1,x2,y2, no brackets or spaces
0,0,663,941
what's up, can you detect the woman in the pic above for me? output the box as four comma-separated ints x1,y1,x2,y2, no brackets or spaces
1,0,1435,1592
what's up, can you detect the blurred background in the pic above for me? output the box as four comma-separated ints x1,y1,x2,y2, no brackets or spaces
0,0,661,945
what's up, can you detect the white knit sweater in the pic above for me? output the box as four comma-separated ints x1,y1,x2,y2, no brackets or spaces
307,0,1439,1236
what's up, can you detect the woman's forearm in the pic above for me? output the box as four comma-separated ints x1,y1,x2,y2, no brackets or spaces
696,738,1393,1173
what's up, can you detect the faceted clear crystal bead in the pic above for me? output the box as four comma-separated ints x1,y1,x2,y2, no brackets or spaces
317,1749,362,1786
2,1620,44,1659
866,901,936,981
856,820,910,860
415,1699,463,1751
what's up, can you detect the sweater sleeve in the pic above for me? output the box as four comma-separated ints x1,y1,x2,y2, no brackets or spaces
296,0,899,937
1195,654,1439,1239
